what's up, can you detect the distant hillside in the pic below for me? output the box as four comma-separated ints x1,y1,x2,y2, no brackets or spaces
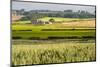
12,15,23,22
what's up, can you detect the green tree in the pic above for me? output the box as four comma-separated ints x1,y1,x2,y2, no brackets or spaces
49,18,55,22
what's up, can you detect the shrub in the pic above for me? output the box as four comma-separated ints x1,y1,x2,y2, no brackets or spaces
49,18,55,22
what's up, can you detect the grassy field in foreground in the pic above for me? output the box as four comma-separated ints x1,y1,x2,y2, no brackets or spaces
12,42,96,66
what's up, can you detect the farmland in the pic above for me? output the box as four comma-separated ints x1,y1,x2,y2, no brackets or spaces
12,1,96,66
12,40,96,65
12,18,95,40
12,18,96,66
38,17,95,22
12,17,95,24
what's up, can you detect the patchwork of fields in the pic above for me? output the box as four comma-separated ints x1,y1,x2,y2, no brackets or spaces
12,18,96,66
12,18,96,40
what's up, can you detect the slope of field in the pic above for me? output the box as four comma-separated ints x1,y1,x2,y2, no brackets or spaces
62,20,95,28
12,21,30,24
12,18,96,66
12,30,95,39
12,42,95,66
12,20,96,39
12,17,95,23
38,17,94,22
12,16,22,21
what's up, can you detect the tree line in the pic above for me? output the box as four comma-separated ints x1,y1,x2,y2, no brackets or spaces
19,9,95,21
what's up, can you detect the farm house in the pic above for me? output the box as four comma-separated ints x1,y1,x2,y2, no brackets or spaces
31,20,52,25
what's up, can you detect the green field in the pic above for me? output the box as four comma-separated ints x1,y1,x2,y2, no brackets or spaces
12,19,96,39
12,17,95,24
38,17,94,22
12,24,95,39
12,30,95,39
12,18,96,66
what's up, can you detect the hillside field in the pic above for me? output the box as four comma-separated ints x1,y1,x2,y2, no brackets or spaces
12,41,96,65
12,18,96,66
12,18,96,39
38,17,95,22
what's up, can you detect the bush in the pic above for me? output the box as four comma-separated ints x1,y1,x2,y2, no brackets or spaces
49,18,55,22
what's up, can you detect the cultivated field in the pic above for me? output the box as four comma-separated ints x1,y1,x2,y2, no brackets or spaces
12,19,96,40
12,40,96,65
38,17,95,22
12,18,96,66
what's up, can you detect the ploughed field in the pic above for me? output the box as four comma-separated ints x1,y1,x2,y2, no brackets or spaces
12,18,96,66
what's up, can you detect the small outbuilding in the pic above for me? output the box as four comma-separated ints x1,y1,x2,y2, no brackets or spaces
31,20,52,25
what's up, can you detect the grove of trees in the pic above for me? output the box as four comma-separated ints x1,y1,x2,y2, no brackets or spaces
19,9,95,21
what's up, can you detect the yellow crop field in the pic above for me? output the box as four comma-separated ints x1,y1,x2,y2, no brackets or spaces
12,42,96,66
62,20,95,28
